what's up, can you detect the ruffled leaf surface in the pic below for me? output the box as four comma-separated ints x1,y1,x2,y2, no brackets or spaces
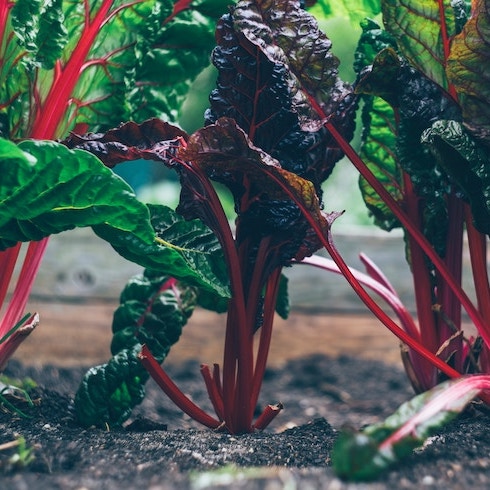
205,0,357,195
0,138,230,299
75,272,197,427
354,20,402,231
422,119,490,234
179,118,330,273
356,47,462,255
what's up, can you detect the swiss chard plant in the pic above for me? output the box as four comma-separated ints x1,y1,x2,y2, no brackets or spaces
0,0,230,367
68,0,490,456
2,0,490,478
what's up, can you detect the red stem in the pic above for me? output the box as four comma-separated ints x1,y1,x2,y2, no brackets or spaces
437,193,464,370
464,203,490,319
250,267,282,419
139,345,221,429
402,173,439,388
200,364,224,421
253,403,283,431
315,109,488,343
261,168,462,381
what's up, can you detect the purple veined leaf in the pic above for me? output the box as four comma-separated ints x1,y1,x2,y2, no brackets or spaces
62,118,190,167
447,0,490,142
206,0,357,194
178,117,330,270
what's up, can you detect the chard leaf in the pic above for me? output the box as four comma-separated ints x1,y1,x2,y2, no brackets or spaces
127,0,232,123
0,138,230,299
75,272,197,427
358,95,402,231
62,118,190,167
447,0,490,142
354,21,402,231
381,0,469,90
142,203,230,305
356,48,462,255
332,375,490,481
206,0,357,194
2,0,228,139
422,120,490,234
0,139,155,246
179,117,330,270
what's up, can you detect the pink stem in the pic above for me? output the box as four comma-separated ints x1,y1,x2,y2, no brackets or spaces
0,243,21,316
298,255,420,341
305,94,486,339
0,239,48,337
0,312,39,370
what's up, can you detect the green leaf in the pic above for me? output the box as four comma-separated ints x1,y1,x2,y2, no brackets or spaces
381,0,468,90
127,0,232,123
358,95,402,231
447,0,490,142
146,203,230,303
0,139,155,247
0,138,230,299
332,376,490,481
2,0,229,139
76,272,198,427
421,119,490,234
354,22,401,231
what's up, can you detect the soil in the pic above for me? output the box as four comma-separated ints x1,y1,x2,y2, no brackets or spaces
1,308,490,489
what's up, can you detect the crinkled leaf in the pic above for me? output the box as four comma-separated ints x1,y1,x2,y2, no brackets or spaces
0,138,155,248
354,21,401,231
11,0,67,68
145,203,230,305
75,272,198,427
205,0,357,194
356,48,462,255
62,118,189,167
381,0,469,90
127,0,232,123
179,117,330,271
422,120,490,234
332,376,490,481
447,0,490,142
358,96,402,231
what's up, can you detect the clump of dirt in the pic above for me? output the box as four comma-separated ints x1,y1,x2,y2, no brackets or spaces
1,354,489,489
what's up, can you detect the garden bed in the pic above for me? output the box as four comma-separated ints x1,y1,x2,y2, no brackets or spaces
2,311,490,489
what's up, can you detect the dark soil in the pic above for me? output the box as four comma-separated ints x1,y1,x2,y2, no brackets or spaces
1,354,490,489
